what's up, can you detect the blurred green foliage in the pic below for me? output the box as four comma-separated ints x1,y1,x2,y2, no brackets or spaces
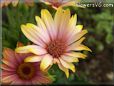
3,5,36,49
2,2,114,84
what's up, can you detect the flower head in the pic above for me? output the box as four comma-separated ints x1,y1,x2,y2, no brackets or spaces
1,48,52,85
0,0,34,8
16,8,91,78
41,0,81,9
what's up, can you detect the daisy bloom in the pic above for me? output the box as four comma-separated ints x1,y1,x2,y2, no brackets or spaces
1,48,52,85
0,0,34,8
41,0,81,9
0,0,19,8
15,8,91,78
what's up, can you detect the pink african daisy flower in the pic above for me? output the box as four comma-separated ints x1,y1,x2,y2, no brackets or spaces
1,48,52,85
41,0,80,9
15,8,91,78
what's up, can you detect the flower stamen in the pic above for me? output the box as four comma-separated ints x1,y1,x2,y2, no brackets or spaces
17,63,35,80
46,39,67,58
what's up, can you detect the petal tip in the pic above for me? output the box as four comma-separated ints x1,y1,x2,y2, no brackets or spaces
88,48,92,52
85,46,92,52
24,57,30,62
35,16,39,20
84,30,88,33
72,67,75,73
21,25,26,29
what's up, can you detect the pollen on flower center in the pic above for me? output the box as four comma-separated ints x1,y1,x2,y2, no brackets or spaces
17,63,35,80
46,39,67,58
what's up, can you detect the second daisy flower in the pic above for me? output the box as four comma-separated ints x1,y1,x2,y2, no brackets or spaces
16,8,91,78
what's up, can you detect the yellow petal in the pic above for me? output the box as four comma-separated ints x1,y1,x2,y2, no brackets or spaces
12,0,19,7
54,7,63,27
40,54,53,71
54,7,63,35
70,25,83,36
74,30,87,41
74,44,92,52
55,8,70,27
59,58,75,72
61,55,79,62
60,8,70,27
41,9,56,40
66,52,87,59
68,30,88,44
68,14,77,29
67,37,85,50
24,55,42,62
35,16,46,30
26,23,37,28
57,8,70,38
66,15,77,39
67,24,84,44
35,16,51,43
21,24,41,45
15,45,47,55
21,24,47,47
76,25,83,33
58,63,69,78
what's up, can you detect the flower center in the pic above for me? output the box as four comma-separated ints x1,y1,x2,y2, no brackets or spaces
17,62,35,80
46,39,67,58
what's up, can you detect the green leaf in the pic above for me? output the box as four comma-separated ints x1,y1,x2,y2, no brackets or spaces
106,34,113,44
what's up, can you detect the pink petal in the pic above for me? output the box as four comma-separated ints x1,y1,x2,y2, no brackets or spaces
14,53,23,64
2,74,18,84
1,64,15,71
35,73,52,84
11,78,24,85
3,48,18,65
35,16,51,43
31,77,41,85
2,70,14,77
2,60,16,69
54,8,70,39
21,24,46,47
41,9,57,40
